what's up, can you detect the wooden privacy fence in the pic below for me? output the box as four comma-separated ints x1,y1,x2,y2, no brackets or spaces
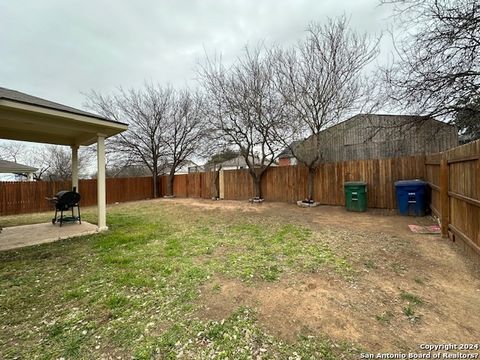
0,156,425,216
0,180,71,215
222,155,425,208
158,172,216,199
155,156,426,208
0,177,154,216
1,143,478,259
2,144,479,259
426,140,480,258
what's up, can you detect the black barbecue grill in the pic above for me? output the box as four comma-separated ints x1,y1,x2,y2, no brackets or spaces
47,187,82,227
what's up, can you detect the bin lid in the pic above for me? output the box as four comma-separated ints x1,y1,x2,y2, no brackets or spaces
394,179,427,187
344,181,367,186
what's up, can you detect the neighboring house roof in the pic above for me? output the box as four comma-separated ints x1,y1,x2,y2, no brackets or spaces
176,160,198,174
0,159,38,173
160,160,198,175
109,165,152,177
220,155,248,167
0,86,126,126
278,141,302,159
219,155,259,167
218,155,275,168
182,160,198,167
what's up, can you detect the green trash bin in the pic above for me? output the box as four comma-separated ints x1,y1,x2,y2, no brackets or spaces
344,181,367,212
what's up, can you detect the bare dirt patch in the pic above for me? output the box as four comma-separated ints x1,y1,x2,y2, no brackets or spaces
162,197,435,235
171,198,480,352
197,270,480,352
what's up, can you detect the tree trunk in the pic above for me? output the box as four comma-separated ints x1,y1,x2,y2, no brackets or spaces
152,169,158,198
152,160,158,198
167,171,175,197
253,176,262,199
307,167,316,201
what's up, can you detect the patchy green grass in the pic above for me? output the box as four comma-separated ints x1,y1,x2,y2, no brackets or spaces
128,307,360,359
375,311,394,325
363,259,377,270
413,276,426,285
0,201,359,359
400,291,423,306
400,291,423,323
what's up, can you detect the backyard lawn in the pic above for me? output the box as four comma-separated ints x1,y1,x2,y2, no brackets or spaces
1,199,479,359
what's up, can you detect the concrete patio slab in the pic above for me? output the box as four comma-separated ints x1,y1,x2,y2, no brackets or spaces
0,221,98,251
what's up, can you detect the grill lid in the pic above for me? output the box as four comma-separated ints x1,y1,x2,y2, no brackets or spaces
54,190,81,206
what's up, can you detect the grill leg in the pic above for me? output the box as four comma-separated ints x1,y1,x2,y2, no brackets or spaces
77,205,81,224
52,208,57,225
60,210,63,227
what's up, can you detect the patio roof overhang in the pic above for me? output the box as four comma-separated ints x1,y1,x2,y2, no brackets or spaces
0,87,128,231
0,99,127,146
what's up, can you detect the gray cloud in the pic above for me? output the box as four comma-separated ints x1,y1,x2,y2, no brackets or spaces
0,0,394,109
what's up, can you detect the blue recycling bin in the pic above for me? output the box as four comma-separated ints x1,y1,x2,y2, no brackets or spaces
394,180,427,216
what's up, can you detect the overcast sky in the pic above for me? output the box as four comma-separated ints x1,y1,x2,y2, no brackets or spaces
0,0,395,111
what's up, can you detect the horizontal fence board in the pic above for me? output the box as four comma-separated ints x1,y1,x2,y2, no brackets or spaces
445,140,480,251
426,139,480,257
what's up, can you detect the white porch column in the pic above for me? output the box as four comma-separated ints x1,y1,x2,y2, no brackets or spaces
71,145,79,191
97,135,107,231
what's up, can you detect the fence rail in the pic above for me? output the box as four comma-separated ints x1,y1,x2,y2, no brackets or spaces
426,140,480,259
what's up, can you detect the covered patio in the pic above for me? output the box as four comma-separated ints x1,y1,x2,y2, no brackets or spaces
0,221,99,251
0,87,127,240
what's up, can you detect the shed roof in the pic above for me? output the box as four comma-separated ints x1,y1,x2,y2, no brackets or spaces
0,159,38,173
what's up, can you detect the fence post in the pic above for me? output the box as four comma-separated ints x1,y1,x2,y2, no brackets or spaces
439,154,449,238
219,170,225,199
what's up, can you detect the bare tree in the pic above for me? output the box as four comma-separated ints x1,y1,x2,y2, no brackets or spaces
105,164,152,178
273,16,379,201
0,142,90,181
0,142,45,179
199,46,288,199
381,0,480,121
85,85,172,198
456,97,480,142
0,142,23,163
85,85,210,197
40,146,92,181
163,89,211,196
